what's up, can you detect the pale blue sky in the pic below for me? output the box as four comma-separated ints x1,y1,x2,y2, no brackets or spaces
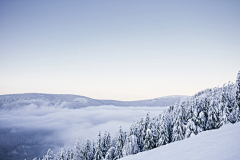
0,0,240,100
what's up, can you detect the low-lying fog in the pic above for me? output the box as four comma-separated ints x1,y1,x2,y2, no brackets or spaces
0,105,167,159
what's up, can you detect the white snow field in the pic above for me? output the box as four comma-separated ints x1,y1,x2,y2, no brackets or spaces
121,123,240,160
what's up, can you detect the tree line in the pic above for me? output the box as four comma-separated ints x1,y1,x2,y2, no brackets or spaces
33,71,240,160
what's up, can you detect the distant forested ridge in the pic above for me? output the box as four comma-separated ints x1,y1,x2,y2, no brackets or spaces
35,71,240,160
0,94,187,110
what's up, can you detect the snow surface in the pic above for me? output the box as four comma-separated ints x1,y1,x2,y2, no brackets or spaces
120,123,240,160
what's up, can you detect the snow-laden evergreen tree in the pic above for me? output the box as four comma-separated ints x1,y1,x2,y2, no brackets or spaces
102,131,108,158
94,131,103,160
48,149,54,160
221,107,228,125
114,127,124,159
192,106,202,135
219,88,227,125
58,148,68,160
106,132,111,153
235,70,240,121
179,100,187,125
92,140,96,160
172,108,185,142
122,135,139,156
150,121,158,147
228,102,238,123
206,100,220,130
104,147,115,160
67,147,74,160
185,118,196,138
156,114,169,147
43,148,54,160
137,118,145,151
83,139,93,160
198,109,207,131
144,113,150,130
143,128,154,151
73,137,83,160
236,70,240,107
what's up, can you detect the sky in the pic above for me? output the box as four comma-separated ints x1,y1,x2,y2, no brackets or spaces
0,0,240,101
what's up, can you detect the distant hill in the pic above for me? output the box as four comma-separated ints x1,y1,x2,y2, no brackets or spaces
0,93,189,110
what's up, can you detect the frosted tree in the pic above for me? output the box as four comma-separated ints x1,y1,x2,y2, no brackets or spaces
206,100,220,130
94,132,103,160
137,118,145,151
186,104,194,122
219,88,227,124
114,127,124,159
59,148,68,160
179,101,187,125
236,70,240,107
83,139,93,160
73,137,83,160
156,114,169,147
102,131,109,158
106,132,111,152
122,135,139,156
67,147,74,160
185,119,196,138
92,140,96,160
143,129,154,151
104,147,115,160
192,107,202,135
143,113,150,136
150,122,158,147
220,107,228,125
172,108,185,142
46,149,54,160
235,70,240,121
198,110,207,131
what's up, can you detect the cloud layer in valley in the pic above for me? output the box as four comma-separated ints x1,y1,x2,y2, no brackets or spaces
0,105,167,152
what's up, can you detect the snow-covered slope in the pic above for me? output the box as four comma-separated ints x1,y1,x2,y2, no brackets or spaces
0,93,189,110
120,123,240,160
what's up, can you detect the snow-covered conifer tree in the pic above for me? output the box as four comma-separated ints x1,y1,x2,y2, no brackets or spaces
143,128,154,151
46,148,54,160
105,147,115,160
172,108,185,142
114,127,124,159
185,118,196,138
92,140,96,160
122,135,139,156
94,132,103,160
59,148,68,160
236,70,240,107
83,139,93,160
73,137,83,160
156,114,169,146
67,147,74,160
143,113,150,135
206,100,220,130
138,118,145,151
102,131,108,158
235,70,240,121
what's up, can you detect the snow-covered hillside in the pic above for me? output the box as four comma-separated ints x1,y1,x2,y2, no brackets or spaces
121,123,240,160
0,93,188,110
